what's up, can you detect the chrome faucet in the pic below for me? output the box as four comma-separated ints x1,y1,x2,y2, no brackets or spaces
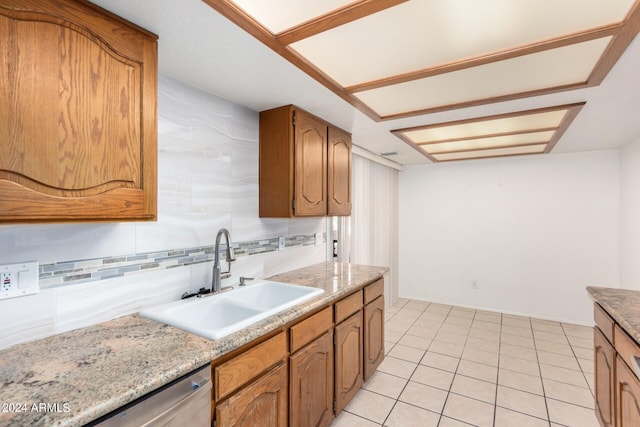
212,228,236,293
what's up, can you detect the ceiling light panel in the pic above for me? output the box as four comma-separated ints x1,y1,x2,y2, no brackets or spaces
232,0,357,33
290,0,632,87
393,103,584,162
431,144,548,161
354,37,610,117
422,131,556,154
402,110,566,142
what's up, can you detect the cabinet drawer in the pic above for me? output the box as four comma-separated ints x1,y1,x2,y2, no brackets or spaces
335,290,363,324
364,279,384,305
595,303,615,344
290,306,333,353
615,325,640,380
214,332,287,400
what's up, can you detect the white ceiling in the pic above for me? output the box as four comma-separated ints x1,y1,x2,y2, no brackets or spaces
91,0,640,165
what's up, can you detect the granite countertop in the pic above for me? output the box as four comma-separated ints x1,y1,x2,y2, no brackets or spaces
0,262,388,427
587,286,640,343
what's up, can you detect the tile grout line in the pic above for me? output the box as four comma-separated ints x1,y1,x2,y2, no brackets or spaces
381,300,434,426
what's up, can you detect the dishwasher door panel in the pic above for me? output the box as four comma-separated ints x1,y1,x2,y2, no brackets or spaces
94,364,211,427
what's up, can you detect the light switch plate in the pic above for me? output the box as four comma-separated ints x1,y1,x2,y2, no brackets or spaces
0,261,39,300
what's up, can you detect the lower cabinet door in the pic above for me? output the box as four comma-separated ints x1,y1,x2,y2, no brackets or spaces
594,327,615,427
216,362,288,427
290,331,334,427
335,310,364,414
364,296,385,381
616,355,640,427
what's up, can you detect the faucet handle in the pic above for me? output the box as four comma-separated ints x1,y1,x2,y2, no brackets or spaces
239,276,254,286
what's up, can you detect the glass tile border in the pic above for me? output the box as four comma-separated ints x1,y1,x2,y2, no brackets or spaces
38,232,326,289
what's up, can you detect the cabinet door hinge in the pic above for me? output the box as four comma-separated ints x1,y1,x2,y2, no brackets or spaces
292,199,296,211
292,111,296,127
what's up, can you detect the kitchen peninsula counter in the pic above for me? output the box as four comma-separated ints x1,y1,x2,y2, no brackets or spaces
587,286,640,344
0,262,388,426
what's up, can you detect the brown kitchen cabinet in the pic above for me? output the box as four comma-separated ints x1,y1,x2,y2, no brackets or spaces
334,290,364,414
290,331,334,427
215,362,288,427
289,307,334,427
593,302,640,427
211,279,385,425
616,355,640,427
595,327,616,427
364,282,385,381
327,127,352,216
259,105,351,217
213,332,288,426
0,0,157,222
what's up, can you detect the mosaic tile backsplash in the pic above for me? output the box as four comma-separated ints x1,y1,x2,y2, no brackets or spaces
39,233,325,289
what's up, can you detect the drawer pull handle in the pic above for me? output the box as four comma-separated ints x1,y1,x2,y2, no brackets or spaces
632,356,640,380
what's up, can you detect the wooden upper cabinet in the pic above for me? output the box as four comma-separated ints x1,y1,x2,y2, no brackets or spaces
295,111,327,216
259,105,351,217
0,0,157,222
328,127,352,216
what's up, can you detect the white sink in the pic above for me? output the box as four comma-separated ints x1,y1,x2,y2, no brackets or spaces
140,281,324,340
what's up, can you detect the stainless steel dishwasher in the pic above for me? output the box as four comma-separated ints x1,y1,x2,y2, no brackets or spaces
91,364,211,427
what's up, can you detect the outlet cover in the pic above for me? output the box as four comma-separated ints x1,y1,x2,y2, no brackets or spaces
315,233,323,246
0,261,39,300
278,236,285,251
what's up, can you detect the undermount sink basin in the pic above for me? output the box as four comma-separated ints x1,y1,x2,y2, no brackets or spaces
140,281,324,340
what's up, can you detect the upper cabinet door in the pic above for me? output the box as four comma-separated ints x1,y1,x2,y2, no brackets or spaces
0,0,157,222
328,127,352,216
294,110,327,216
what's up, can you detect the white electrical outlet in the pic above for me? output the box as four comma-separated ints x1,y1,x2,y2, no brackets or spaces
314,233,323,246
0,261,39,300
278,236,285,251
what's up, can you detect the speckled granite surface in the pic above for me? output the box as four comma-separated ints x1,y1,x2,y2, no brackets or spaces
587,286,640,343
0,262,387,426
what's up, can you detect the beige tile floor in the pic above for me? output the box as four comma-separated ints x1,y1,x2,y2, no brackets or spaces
331,298,597,427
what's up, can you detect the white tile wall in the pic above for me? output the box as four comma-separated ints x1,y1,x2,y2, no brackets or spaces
0,74,326,350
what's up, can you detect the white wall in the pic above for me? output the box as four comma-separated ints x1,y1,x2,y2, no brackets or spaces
620,136,640,290
399,150,620,325
0,75,326,349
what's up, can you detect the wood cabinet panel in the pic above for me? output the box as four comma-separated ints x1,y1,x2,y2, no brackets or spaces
364,295,385,381
615,326,640,378
364,279,384,305
616,355,640,427
595,327,616,427
335,310,363,414
335,290,363,324
327,127,351,216
290,307,333,353
216,362,288,427
258,107,294,218
596,304,615,344
290,332,334,427
215,332,286,400
295,111,327,216
0,0,157,222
